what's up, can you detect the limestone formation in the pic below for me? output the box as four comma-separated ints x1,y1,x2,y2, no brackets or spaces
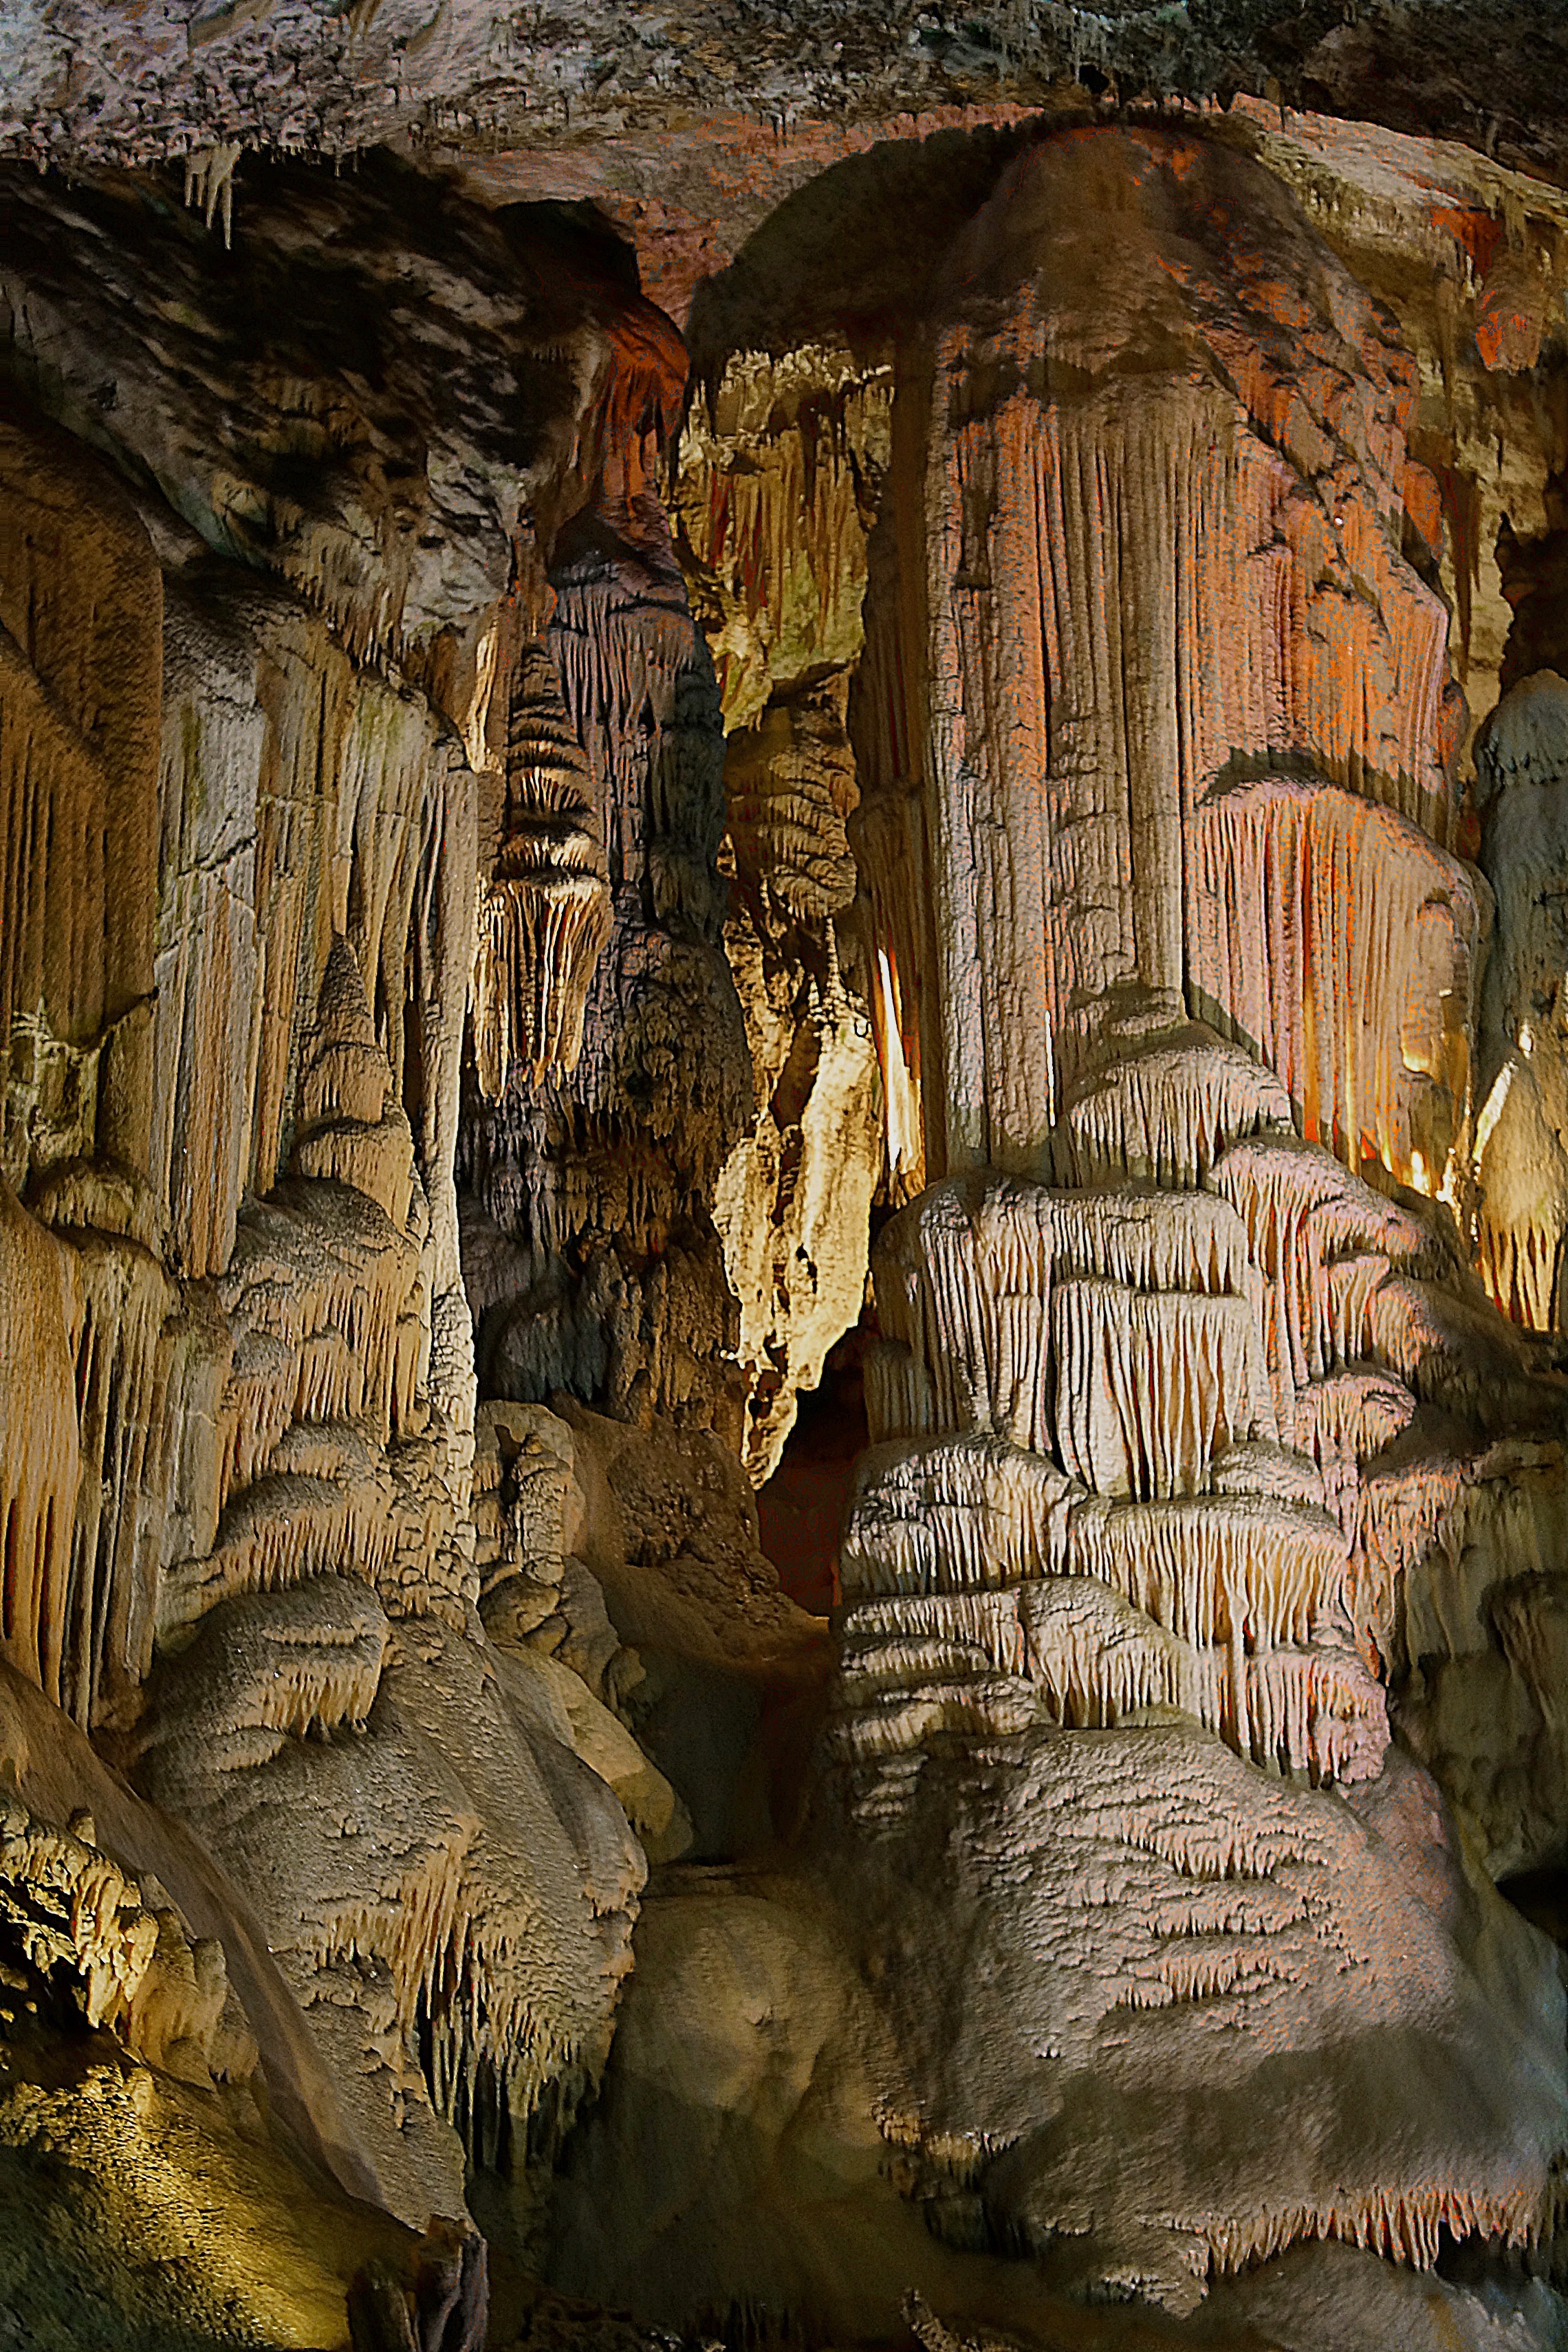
6,55,1568,2352
794,119,1568,2333
0,151,730,2346
677,351,890,1475
473,644,613,1096
461,477,754,1444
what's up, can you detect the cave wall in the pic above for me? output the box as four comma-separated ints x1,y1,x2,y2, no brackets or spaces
0,157,767,2348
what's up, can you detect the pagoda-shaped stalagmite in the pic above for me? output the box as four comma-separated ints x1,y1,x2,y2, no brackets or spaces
472,641,613,1097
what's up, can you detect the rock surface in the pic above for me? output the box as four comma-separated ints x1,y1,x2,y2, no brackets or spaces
4,43,1568,2352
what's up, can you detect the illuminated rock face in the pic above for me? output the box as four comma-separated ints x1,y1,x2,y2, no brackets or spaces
678,351,891,1477
809,125,1568,2315
0,163,717,2327
3,104,1568,2352
873,128,1465,1177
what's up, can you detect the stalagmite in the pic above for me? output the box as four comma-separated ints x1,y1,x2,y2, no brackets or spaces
472,642,612,1095
129,1576,647,2219
292,936,418,1230
776,122,1568,2333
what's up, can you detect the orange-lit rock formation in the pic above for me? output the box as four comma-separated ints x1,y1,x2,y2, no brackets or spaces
4,83,1568,2352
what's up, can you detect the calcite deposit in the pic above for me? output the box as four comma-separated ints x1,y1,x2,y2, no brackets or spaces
5,30,1568,2352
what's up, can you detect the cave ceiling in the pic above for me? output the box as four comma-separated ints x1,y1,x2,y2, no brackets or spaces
5,0,1568,186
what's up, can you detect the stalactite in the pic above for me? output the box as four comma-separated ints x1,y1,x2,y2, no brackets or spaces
249,611,474,1206
1294,1369,1417,1472
1068,1494,1349,1654
1051,1282,1275,1501
1210,1135,1430,1419
712,929,882,1481
828,1668,1042,1764
0,409,160,1187
160,1452,397,1647
1474,1058,1568,1330
133,1576,389,1775
905,127,1457,1177
291,935,420,1231
1474,241,1551,375
56,1222,178,1726
674,349,891,732
840,1436,1075,1598
0,1179,80,1706
1191,776,1479,1191
1202,2178,1544,2278
1363,1272,1540,1417
1292,1369,1422,1640
1020,1574,1224,1736
1051,1025,1294,1193
672,345,898,1472
151,584,265,1281
182,143,241,247
870,1175,1261,1452
843,1589,1031,1681
218,1180,424,1501
860,1336,937,1449
2,104,1567,2351
0,1795,255,2082
723,690,860,927
461,485,751,1435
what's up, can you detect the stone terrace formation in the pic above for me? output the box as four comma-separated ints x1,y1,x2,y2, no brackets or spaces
3,25,1568,2352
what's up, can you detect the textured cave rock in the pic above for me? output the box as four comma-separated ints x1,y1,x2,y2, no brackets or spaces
534,111,1568,2352
677,347,889,1478
6,36,1568,2352
8,0,1568,197
0,150,731,2347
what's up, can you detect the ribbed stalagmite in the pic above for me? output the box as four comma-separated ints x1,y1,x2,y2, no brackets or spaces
473,641,612,1095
